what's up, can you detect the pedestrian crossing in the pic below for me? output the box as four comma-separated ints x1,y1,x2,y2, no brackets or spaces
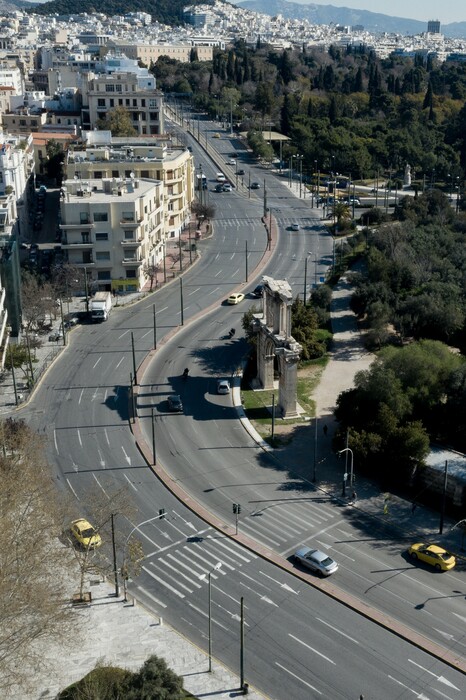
138,497,337,601
142,527,257,600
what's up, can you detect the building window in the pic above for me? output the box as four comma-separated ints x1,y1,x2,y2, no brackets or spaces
141,99,146,107
141,170,150,178
121,211,134,222
97,270,110,280
149,99,158,108
109,98,114,107
126,270,137,278
115,84,122,93
95,232,108,241
105,84,115,92
112,170,119,178
125,99,130,106
94,171,102,179
97,98,105,107
94,212,108,222
81,232,90,243
124,230,134,240
96,251,110,260
80,212,90,224
149,112,158,121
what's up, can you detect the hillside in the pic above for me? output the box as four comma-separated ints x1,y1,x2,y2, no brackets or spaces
235,0,466,39
27,0,193,25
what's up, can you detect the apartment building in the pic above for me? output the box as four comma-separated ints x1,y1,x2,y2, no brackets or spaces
59,175,164,294
83,71,164,136
0,269,8,369
67,131,194,240
0,193,22,337
110,42,214,64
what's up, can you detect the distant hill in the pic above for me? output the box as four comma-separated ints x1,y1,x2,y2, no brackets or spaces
24,0,191,25
235,0,466,39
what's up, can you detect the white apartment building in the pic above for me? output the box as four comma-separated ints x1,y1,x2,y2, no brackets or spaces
59,176,164,294
0,134,35,204
67,131,194,240
0,63,24,94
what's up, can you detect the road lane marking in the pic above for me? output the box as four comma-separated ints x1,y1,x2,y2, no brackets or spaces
92,356,101,370
259,571,300,594
78,388,84,404
97,447,105,468
388,676,430,697
121,446,131,465
53,429,59,454
66,478,79,500
123,473,137,491
408,660,460,690
142,565,185,598
289,634,336,664
136,585,167,608
275,663,322,694
77,429,82,447
189,287,201,296
316,618,360,644
92,473,109,496
115,357,124,370
118,329,131,340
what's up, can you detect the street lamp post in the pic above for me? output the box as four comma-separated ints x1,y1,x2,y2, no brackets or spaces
303,251,312,305
338,447,354,496
200,562,222,672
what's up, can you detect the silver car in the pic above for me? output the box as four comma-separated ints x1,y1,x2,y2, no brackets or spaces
294,546,338,576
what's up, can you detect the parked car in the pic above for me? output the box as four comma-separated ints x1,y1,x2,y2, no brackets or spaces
294,546,338,576
70,518,102,549
408,543,456,571
217,379,231,395
48,329,63,342
227,293,245,305
167,394,183,412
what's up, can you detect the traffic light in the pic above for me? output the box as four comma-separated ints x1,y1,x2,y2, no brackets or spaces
233,503,241,514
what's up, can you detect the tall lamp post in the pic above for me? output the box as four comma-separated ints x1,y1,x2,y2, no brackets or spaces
303,251,312,305
200,562,222,672
338,447,354,496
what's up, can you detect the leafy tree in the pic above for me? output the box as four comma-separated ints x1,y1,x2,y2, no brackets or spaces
21,271,59,333
291,298,325,360
97,106,137,137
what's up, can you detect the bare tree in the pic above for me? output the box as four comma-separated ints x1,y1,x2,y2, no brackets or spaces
0,419,79,698
21,271,58,332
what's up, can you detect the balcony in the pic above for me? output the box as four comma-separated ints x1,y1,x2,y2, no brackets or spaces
120,217,142,227
122,257,142,266
61,240,94,249
72,261,95,268
121,239,142,247
60,221,94,230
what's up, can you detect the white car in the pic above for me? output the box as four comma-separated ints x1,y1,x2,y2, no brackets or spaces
294,546,338,576
216,173,226,182
228,159,236,166
217,379,231,395
290,223,300,231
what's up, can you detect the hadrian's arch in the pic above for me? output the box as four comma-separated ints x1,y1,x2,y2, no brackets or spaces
252,276,302,418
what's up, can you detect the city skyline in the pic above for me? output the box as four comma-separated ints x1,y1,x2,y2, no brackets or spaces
234,1,465,25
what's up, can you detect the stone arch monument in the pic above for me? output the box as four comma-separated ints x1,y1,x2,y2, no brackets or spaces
252,276,302,418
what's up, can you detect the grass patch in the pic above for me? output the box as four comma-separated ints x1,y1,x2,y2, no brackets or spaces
241,357,328,443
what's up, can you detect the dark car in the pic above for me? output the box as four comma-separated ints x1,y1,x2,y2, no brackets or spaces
250,182,261,189
167,394,183,412
215,184,224,193
252,284,264,298
237,169,245,176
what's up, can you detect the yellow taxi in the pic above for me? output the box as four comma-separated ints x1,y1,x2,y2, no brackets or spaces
213,132,221,139
408,543,456,571
71,518,102,550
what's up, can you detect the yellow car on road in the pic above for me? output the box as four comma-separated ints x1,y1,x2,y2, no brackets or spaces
408,543,456,571
71,518,102,550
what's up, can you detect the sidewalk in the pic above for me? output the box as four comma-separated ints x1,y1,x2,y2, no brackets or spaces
26,575,267,700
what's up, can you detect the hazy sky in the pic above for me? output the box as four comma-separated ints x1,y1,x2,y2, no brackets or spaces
276,1,465,25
